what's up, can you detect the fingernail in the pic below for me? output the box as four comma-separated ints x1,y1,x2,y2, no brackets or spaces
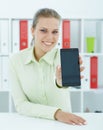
84,121,87,125
58,65,60,69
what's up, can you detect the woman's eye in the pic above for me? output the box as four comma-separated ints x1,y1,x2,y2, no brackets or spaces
40,29,47,33
53,31,58,34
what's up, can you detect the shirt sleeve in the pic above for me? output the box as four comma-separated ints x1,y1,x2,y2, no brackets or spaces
9,56,60,120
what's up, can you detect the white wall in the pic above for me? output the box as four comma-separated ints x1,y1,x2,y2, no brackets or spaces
0,0,103,18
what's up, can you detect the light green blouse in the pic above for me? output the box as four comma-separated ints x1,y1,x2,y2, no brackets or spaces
9,46,71,120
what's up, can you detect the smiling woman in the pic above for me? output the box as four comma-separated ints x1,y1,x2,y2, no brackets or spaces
31,8,61,61
32,17,60,59
9,8,86,125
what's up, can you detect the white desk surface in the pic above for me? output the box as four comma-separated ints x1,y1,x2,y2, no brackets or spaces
0,113,103,130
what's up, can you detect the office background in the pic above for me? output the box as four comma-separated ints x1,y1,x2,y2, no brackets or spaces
0,0,103,113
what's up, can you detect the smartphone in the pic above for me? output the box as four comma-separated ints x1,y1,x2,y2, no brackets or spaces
60,48,81,88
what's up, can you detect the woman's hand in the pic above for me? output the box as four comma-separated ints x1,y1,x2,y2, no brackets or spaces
56,56,84,86
79,56,85,79
55,109,87,125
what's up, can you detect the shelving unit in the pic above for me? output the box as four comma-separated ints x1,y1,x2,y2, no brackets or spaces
69,18,103,113
0,18,103,113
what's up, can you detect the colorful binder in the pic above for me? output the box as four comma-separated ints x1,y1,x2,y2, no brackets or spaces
20,20,28,50
86,37,95,53
90,56,98,89
62,20,70,48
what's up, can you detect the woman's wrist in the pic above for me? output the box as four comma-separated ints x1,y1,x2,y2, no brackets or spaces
54,109,62,120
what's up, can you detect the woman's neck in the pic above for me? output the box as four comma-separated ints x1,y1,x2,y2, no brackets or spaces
33,47,45,61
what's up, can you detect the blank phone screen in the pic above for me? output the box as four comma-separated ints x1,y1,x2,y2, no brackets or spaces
60,48,81,88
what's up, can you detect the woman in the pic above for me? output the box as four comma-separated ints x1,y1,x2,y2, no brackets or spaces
9,8,86,125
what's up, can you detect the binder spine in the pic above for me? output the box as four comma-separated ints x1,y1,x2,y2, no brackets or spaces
90,56,98,89
81,56,90,90
28,19,33,47
20,20,28,50
12,20,19,53
0,57,2,89
0,20,9,55
62,20,70,49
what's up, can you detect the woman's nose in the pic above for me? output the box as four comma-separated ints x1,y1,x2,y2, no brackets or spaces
46,32,53,40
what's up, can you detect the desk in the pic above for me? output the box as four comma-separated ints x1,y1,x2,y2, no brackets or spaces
0,113,103,130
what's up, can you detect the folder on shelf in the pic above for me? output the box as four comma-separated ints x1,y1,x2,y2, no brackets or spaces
55,23,62,49
62,20,70,48
12,19,32,53
0,57,2,89
20,20,28,50
0,20,9,55
12,20,20,53
90,56,98,89
81,56,90,90
86,37,95,53
1,57,9,90
28,19,33,47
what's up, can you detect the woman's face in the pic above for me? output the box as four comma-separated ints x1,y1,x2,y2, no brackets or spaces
31,17,60,55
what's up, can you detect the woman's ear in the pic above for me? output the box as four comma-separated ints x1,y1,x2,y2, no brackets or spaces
31,27,35,37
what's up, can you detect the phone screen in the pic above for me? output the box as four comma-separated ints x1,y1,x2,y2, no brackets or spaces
60,48,81,88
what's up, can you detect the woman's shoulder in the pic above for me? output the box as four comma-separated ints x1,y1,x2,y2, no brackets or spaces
9,47,33,62
10,47,32,56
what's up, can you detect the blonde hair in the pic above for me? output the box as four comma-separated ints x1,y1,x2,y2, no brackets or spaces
32,8,62,28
